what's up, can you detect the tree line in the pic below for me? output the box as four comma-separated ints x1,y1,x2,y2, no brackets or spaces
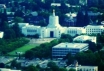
0,38,29,55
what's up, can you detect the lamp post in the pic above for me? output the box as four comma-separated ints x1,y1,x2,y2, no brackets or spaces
16,52,23,59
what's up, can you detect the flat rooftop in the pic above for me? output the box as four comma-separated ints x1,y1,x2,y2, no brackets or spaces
86,25,104,28
53,43,88,49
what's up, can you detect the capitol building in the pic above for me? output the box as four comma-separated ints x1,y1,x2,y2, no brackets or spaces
21,10,85,38
21,10,104,38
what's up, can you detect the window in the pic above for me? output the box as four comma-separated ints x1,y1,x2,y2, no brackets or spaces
27,29,37,32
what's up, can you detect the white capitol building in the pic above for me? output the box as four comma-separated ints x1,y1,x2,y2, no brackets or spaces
21,10,104,38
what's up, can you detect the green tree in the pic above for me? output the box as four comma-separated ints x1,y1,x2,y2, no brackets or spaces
47,61,59,71
76,11,84,27
84,40,96,52
26,65,39,71
4,29,16,39
84,10,90,26
11,60,17,67
33,34,39,39
65,53,74,65
60,34,73,42
69,68,76,71
25,50,34,59
75,52,97,65
14,17,24,23
38,20,47,27
12,23,21,38
59,68,67,71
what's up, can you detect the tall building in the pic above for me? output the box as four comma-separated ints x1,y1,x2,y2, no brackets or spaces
52,43,88,58
85,25,104,35
22,10,85,38
66,61,98,71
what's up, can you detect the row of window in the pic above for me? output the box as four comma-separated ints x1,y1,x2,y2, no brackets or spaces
86,29,103,31
27,30,37,32
77,68,96,71
52,50,79,54
67,31,77,33
53,48,79,51
86,30,102,32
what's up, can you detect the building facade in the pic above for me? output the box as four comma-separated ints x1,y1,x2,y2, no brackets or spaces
85,25,104,35
73,35,96,43
21,10,86,38
52,43,88,58
66,61,98,71
0,68,21,71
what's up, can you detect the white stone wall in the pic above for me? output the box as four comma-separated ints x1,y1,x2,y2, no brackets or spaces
85,25,104,35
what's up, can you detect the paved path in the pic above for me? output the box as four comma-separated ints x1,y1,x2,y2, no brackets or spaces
29,38,56,44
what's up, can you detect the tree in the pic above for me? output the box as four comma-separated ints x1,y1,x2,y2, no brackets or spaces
12,23,22,38
47,61,59,71
14,10,24,17
11,60,17,68
84,10,90,26
14,17,24,23
68,0,79,5
75,52,97,65
38,20,47,27
4,28,16,39
33,34,39,39
65,53,74,65
96,43,103,51
0,9,8,31
59,68,67,71
99,50,104,60
60,34,73,42
84,40,96,52
69,68,76,71
26,65,39,71
24,50,34,59
76,11,84,27
0,63,5,68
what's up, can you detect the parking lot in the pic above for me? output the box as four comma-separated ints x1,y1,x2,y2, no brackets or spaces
0,56,15,64
16,58,67,68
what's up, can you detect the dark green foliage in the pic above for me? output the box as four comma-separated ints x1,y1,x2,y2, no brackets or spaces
84,10,90,26
59,34,73,43
59,68,67,71
12,23,22,38
65,53,74,65
69,68,76,71
0,63,5,68
76,11,84,27
11,60,21,69
0,9,8,31
0,38,29,55
26,65,39,71
25,39,59,59
84,40,96,52
47,62,59,71
4,29,16,39
75,52,97,65
24,50,34,59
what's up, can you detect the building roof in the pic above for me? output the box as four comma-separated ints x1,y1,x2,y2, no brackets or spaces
24,24,40,28
0,68,21,71
53,43,88,49
86,25,104,29
73,35,96,43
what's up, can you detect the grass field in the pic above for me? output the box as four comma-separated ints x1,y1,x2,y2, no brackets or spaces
8,43,39,56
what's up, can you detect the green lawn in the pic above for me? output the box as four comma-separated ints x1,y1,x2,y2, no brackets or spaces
8,43,39,56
